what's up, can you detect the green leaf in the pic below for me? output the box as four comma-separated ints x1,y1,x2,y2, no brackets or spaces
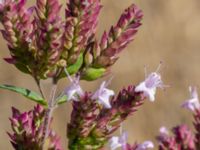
15,63,30,74
0,84,47,106
81,67,106,81
56,94,68,105
59,53,83,78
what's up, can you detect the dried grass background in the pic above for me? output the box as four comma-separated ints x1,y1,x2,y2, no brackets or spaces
1,0,200,149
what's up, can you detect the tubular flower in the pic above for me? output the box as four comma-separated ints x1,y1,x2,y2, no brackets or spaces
135,141,154,150
182,86,200,112
64,77,83,101
92,81,115,109
109,132,127,150
109,132,154,150
135,65,165,102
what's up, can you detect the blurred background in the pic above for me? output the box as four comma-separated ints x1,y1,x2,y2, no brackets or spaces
1,0,200,149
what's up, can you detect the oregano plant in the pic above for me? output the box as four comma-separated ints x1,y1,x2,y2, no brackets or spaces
0,0,200,150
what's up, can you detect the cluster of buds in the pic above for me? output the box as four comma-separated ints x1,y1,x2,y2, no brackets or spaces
80,4,143,81
67,85,146,149
66,68,164,149
157,125,195,150
0,0,63,80
0,0,36,75
8,105,62,150
157,86,200,150
62,0,101,65
0,0,143,81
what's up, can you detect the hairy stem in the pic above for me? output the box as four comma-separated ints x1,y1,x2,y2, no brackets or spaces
41,79,58,149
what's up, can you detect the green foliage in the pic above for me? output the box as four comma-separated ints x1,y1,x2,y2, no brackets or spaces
68,135,107,150
0,84,47,106
56,94,68,105
81,68,106,81
59,53,83,79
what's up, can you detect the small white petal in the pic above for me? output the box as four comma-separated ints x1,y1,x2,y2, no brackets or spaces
159,126,169,135
109,132,127,150
92,81,115,108
182,86,200,112
135,68,165,102
109,136,122,150
64,81,83,101
182,98,200,111
135,82,156,102
136,141,154,150
189,86,198,99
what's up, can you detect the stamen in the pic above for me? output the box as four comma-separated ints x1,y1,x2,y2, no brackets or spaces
156,61,163,73
64,68,73,83
105,76,114,87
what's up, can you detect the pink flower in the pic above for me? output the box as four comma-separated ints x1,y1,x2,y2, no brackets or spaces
135,141,154,150
92,81,115,109
181,86,200,112
109,132,127,150
135,65,165,101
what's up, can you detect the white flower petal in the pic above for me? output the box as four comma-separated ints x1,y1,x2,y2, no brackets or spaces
182,98,200,111
136,141,154,150
64,82,83,101
135,68,165,102
109,132,127,150
109,136,122,150
182,86,200,112
92,81,115,109
189,86,198,99
159,126,169,135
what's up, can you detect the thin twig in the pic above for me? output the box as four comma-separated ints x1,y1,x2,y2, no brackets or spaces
41,79,57,149
34,77,46,100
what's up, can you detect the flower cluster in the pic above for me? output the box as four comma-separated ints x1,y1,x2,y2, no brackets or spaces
157,125,195,150
1,0,190,150
8,105,62,150
66,69,164,149
0,0,143,82
109,132,154,150
157,86,200,150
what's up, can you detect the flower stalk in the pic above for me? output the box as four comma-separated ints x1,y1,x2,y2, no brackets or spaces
41,79,58,149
